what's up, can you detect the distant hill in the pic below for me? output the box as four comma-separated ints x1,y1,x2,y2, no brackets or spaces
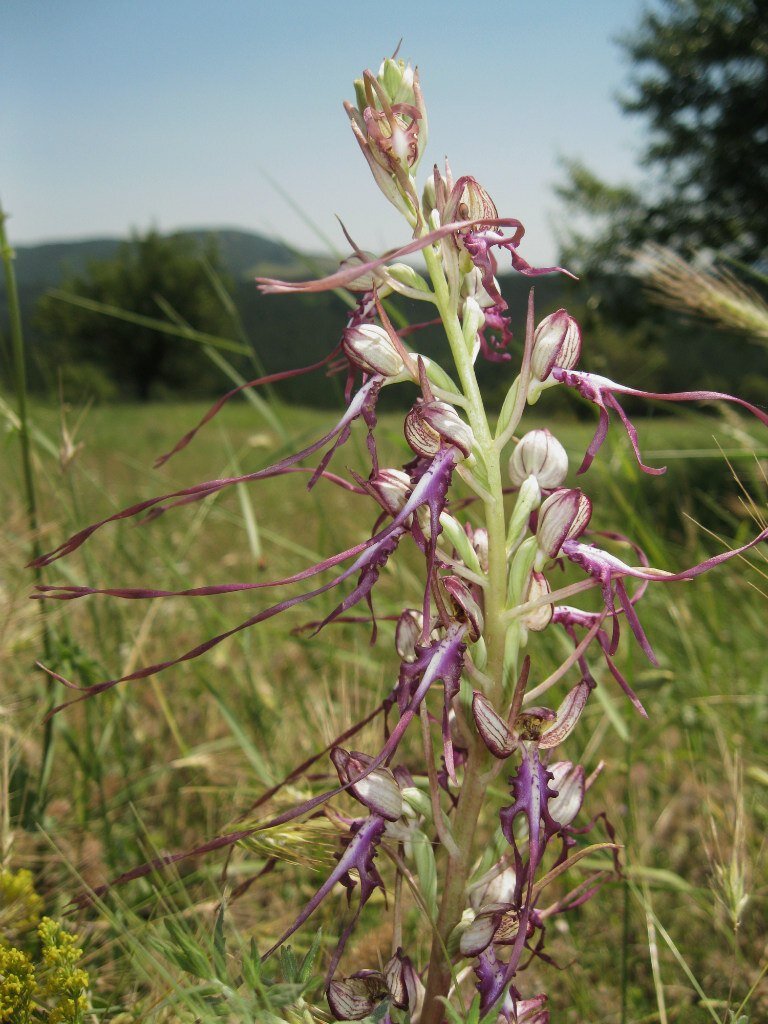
9,238,126,289
0,227,354,406
5,228,315,292
2,227,765,415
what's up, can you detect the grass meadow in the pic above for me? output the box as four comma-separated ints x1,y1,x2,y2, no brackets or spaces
2,394,767,1022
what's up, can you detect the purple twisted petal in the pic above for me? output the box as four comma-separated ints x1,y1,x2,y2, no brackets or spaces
30,377,384,568
552,368,768,475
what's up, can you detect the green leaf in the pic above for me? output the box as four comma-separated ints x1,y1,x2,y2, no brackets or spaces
411,829,438,919
495,376,521,441
265,981,307,1007
212,902,228,980
436,997,467,1024
279,943,299,984
163,917,213,980
47,289,251,356
242,937,263,989
298,928,323,984
437,992,482,1024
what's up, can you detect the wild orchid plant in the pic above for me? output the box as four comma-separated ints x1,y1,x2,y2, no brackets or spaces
32,58,768,1023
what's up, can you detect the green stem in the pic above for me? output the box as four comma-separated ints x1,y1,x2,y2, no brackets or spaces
620,729,634,1023
419,245,514,1023
1,203,56,819
0,206,43,572
420,738,492,1021
422,247,509,693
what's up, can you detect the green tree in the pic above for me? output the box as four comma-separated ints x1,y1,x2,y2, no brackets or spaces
36,230,235,400
558,0,768,271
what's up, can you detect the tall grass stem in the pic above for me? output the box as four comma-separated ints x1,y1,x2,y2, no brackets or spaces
1,202,58,819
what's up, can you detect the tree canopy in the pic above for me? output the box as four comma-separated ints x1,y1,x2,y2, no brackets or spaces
36,230,236,401
558,0,768,271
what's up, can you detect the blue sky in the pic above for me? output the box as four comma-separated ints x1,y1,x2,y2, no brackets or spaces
4,0,648,263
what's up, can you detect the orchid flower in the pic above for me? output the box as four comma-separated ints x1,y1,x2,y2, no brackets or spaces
551,367,768,475
327,947,424,1022
560,524,768,662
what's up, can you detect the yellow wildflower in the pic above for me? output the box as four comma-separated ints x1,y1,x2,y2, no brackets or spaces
0,944,35,1024
37,919,89,1024
0,870,44,945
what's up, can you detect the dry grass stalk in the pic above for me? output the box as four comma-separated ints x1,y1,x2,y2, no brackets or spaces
635,243,768,341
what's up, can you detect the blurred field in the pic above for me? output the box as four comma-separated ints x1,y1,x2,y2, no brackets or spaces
2,396,767,1022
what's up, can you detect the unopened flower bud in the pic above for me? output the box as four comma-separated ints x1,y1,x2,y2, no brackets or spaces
395,609,422,662
547,761,585,825
358,68,425,172
422,177,436,219
530,309,582,382
378,57,416,104
536,488,592,558
441,576,483,641
343,323,405,377
509,429,569,489
438,514,483,575
423,165,449,220
461,266,496,309
369,468,411,516
331,748,403,821
472,691,517,758
345,68,426,216
387,262,431,294
336,251,388,293
472,527,489,573
520,571,553,632
401,785,432,819
404,400,474,458
506,475,542,550
353,78,368,115
461,295,485,351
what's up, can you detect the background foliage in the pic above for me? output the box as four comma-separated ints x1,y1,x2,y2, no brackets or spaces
557,0,768,270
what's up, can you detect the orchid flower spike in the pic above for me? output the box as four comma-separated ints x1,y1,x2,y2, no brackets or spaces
28,48,768,1024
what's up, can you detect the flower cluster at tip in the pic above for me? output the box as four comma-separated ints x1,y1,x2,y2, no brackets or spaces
31,53,768,1023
